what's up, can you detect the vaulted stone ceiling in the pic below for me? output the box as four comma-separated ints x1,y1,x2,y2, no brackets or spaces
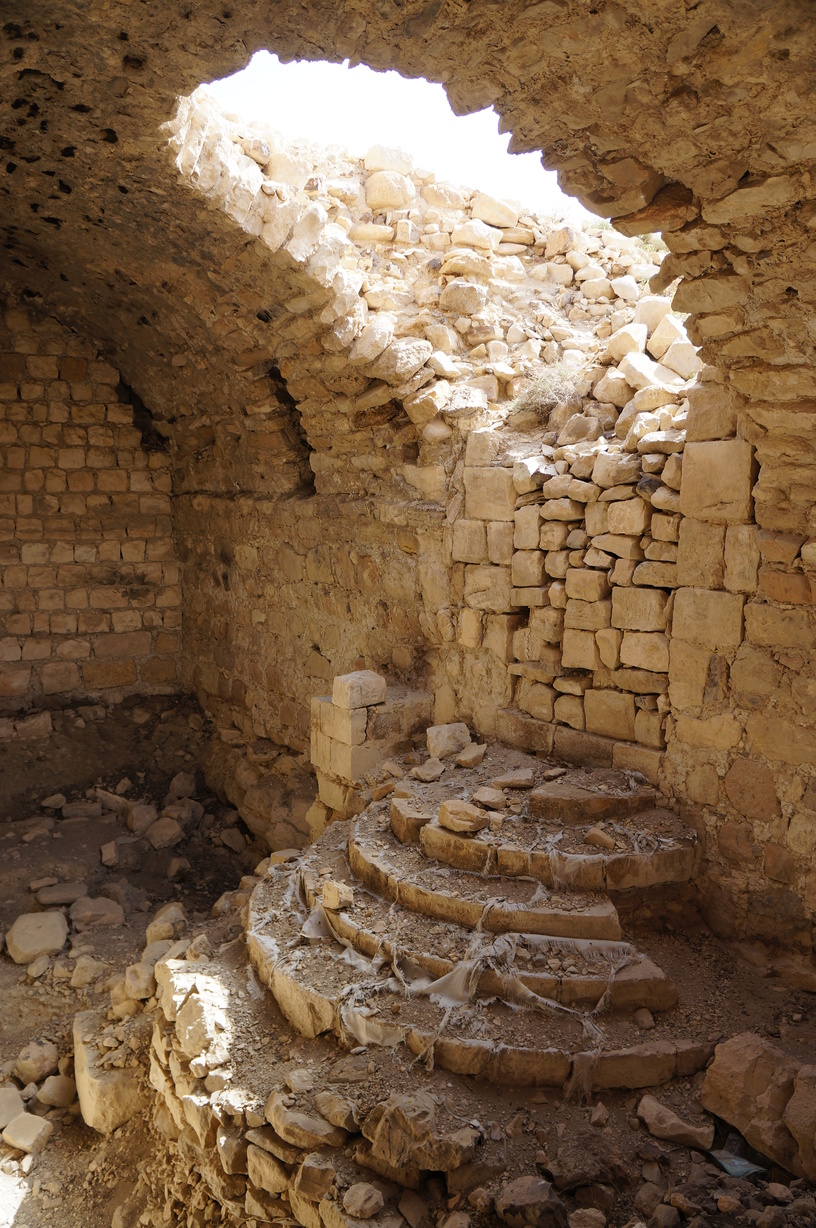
2,0,814,460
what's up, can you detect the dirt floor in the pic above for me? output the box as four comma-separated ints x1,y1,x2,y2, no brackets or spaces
0,698,814,1228
0,695,262,1228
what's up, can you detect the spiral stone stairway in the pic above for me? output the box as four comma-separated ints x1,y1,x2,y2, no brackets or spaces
247,749,712,1091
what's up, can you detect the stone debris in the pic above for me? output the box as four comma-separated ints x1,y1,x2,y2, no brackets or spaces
5,913,68,965
636,1094,714,1151
1,1112,54,1156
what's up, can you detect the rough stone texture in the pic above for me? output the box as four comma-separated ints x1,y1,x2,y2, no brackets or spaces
0,309,180,709
1,2,816,947
74,1009,147,1133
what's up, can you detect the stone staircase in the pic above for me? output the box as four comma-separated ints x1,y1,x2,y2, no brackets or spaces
247,752,710,1091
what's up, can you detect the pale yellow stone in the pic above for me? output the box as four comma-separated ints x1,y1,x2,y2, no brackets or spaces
675,714,742,749
584,689,636,740
680,440,755,524
561,628,602,670
724,526,760,593
611,587,668,631
464,467,517,521
553,693,584,729
607,499,651,535
596,627,623,668
672,588,745,650
620,631,669,673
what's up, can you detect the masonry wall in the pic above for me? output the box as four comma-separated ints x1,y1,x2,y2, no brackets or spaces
0,302,181,711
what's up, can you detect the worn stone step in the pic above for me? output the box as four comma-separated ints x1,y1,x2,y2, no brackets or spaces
315,898,677,1013
528,771,657,825
419,809,696,892
349,811,623,941
247,866,706,1089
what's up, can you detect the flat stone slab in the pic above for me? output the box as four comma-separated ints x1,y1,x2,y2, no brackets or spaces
529,775,657,824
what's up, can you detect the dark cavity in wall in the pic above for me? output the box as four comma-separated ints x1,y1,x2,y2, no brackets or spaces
269,363,316,496
117,379,169,452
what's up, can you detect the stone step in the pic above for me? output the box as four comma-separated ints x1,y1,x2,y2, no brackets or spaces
349,811,623,941
247,864,706,1090
418,808,696,892
528,771,658,825
288,834,677,1012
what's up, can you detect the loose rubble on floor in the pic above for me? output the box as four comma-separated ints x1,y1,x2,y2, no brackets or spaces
1,684,814,1228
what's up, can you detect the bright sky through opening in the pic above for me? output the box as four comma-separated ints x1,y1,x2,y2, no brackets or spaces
206,52,592,223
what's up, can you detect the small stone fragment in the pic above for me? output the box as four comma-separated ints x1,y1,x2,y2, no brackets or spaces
332,671,387,709
322,881,354,910
456,743,487,768
584,827,615,851
411,758,445,782
36,1075,76,1107
169,770,196,798
472,787,506,810
145,817,184,850
633,1008,655,1031
14,1040,59,1084
427,723,471,759
495,1175,568,1227
438,800,489,834
315,1091,359,1131
69,897,125,929
343,1182,384,1219
100,841,119,867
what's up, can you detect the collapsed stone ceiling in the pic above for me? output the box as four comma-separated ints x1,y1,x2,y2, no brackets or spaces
2,0,814,476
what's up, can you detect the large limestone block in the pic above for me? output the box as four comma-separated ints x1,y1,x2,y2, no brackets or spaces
332,671,387,709
471,191,519,229
564,568,609,602
365,171,415,210
464,467,517,521
701,1033,803,1174
680,440,755,524
464,565,512,612
608,499,651,536
584,689,636,740
620,632,669,673
74,1010,145,1133
426,723,471,759
611,588,668,631
672,588,745,650
561,629,602,670
5,911,67,963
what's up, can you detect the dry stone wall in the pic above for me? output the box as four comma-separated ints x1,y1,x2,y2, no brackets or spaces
0,303,181,712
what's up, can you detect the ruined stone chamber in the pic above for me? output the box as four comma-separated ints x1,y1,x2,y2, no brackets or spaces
2,0,816,1225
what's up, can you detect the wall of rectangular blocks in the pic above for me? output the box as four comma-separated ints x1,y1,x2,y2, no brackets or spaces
0,303,181,709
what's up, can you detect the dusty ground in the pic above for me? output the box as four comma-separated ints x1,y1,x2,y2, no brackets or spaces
0,701,814,1228
0,695,262,1228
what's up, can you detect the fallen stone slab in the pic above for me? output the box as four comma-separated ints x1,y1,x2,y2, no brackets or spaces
2,1111,54,1155
495,1175,568,1227
36,881,88,906
70,896,125,929
637,1094,714,1150
74,1009,146,1133
5,911,68,963
701,1032,811,1176
438,799,489,834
